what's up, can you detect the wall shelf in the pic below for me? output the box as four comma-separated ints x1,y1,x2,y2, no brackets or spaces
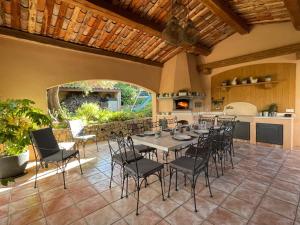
219,81,279,91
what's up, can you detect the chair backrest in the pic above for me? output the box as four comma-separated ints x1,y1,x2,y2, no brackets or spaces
30,127,60,159
126,136,140,174
107,131,131,163
69,120,84,137
192,134,212,173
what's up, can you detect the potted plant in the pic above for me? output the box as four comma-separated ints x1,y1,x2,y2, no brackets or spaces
268,103,278,117
0,99,50,179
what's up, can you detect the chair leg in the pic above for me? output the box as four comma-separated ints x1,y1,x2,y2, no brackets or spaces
212,154,219,178
126,175,129,198
62,161,67,189
34,161,40,188
95,137,99,152
175,170,178,191
168,169,173,198
206,167,213,197
83,142,86,158
109,162,115,188
136,178,140,216
231,141,235,156
229,147,234,169
192,180,197,212
159,171,165,201
77,153,83,175
121,173,125,199
155,149,158,162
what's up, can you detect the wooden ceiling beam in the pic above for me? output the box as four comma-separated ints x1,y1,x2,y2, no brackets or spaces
284,0,300,30
64,0,211,55
201,0,250,34
199,43,300,73
0,27,163,67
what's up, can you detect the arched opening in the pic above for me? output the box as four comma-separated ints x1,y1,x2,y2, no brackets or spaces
47,79,155,126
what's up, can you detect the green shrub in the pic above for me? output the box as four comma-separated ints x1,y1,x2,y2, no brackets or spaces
75,102,100,122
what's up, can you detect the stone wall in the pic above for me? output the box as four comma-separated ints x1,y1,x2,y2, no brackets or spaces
53,117,153,143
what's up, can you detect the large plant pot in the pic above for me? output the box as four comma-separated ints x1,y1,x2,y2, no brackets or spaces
0,151,29,179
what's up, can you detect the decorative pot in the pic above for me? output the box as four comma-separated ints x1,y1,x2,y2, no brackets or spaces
0,151,29,179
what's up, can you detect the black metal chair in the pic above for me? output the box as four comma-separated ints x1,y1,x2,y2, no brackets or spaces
176,120,189,126
167,134,213,212
123,136,165,215
107,131,144,189
126,122,158,160
30,127,83,189
68,119,99,158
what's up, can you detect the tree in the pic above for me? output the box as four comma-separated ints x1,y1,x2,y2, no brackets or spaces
113,82,138,105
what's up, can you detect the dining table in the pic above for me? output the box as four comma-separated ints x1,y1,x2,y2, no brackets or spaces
131,129,209,153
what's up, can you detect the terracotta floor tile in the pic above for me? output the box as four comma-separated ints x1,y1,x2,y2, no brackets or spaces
69,218,88,225
28,218,47,225
112,219,128,225
239,179,268,194
0,205,8,220
46,205,82,225
85,205,121,225
260,196,297,220
39,185,69,202
9,205,44,225
211,179,237,194
43,195,74,216
111,196,140,217
0,194,10,207
231,186,263,206
266,187,299,205
148,196,179,218
156,220,171,225
77,194,108,217
221,196,256,219
165,206,203,225
124,206,162,225
167,189,191,205
271,179,300,194
92,179,117,193
183,196,218,219
246,172,273,185
201,221,214,225
198,187,228,205
85,173,108,185
70,186,98,203
138,187,160,204
250,207,293,225
0,216,7,225
296,207,300,222
207,207,247,225
9,193,41,215
100,187,122,203
10,186,38,202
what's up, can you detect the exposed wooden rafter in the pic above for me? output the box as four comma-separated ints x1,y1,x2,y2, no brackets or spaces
201,0,250,34
284,0,300,30
0,27,163,67
199,43,300,73
63,0,211,56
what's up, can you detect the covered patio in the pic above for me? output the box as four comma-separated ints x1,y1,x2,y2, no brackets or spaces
1,0,300,225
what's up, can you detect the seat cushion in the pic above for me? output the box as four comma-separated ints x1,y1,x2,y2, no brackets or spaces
74,134,96,141
134,144,156,153
125,158,164,177
169,156,205,174
43,150,78,162
58,142,75,151
112,151,143,165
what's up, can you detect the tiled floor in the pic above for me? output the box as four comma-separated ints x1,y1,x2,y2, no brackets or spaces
1,142,300,225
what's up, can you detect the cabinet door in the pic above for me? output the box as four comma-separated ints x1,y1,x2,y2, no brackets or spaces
233,122,250,140
256,123,283,145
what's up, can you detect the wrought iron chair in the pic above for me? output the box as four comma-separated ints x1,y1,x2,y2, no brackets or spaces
107,131,144,189
167,133,213,212
123,136,165,215
126,122,158,160
30,127,83,189
68,120,99,158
